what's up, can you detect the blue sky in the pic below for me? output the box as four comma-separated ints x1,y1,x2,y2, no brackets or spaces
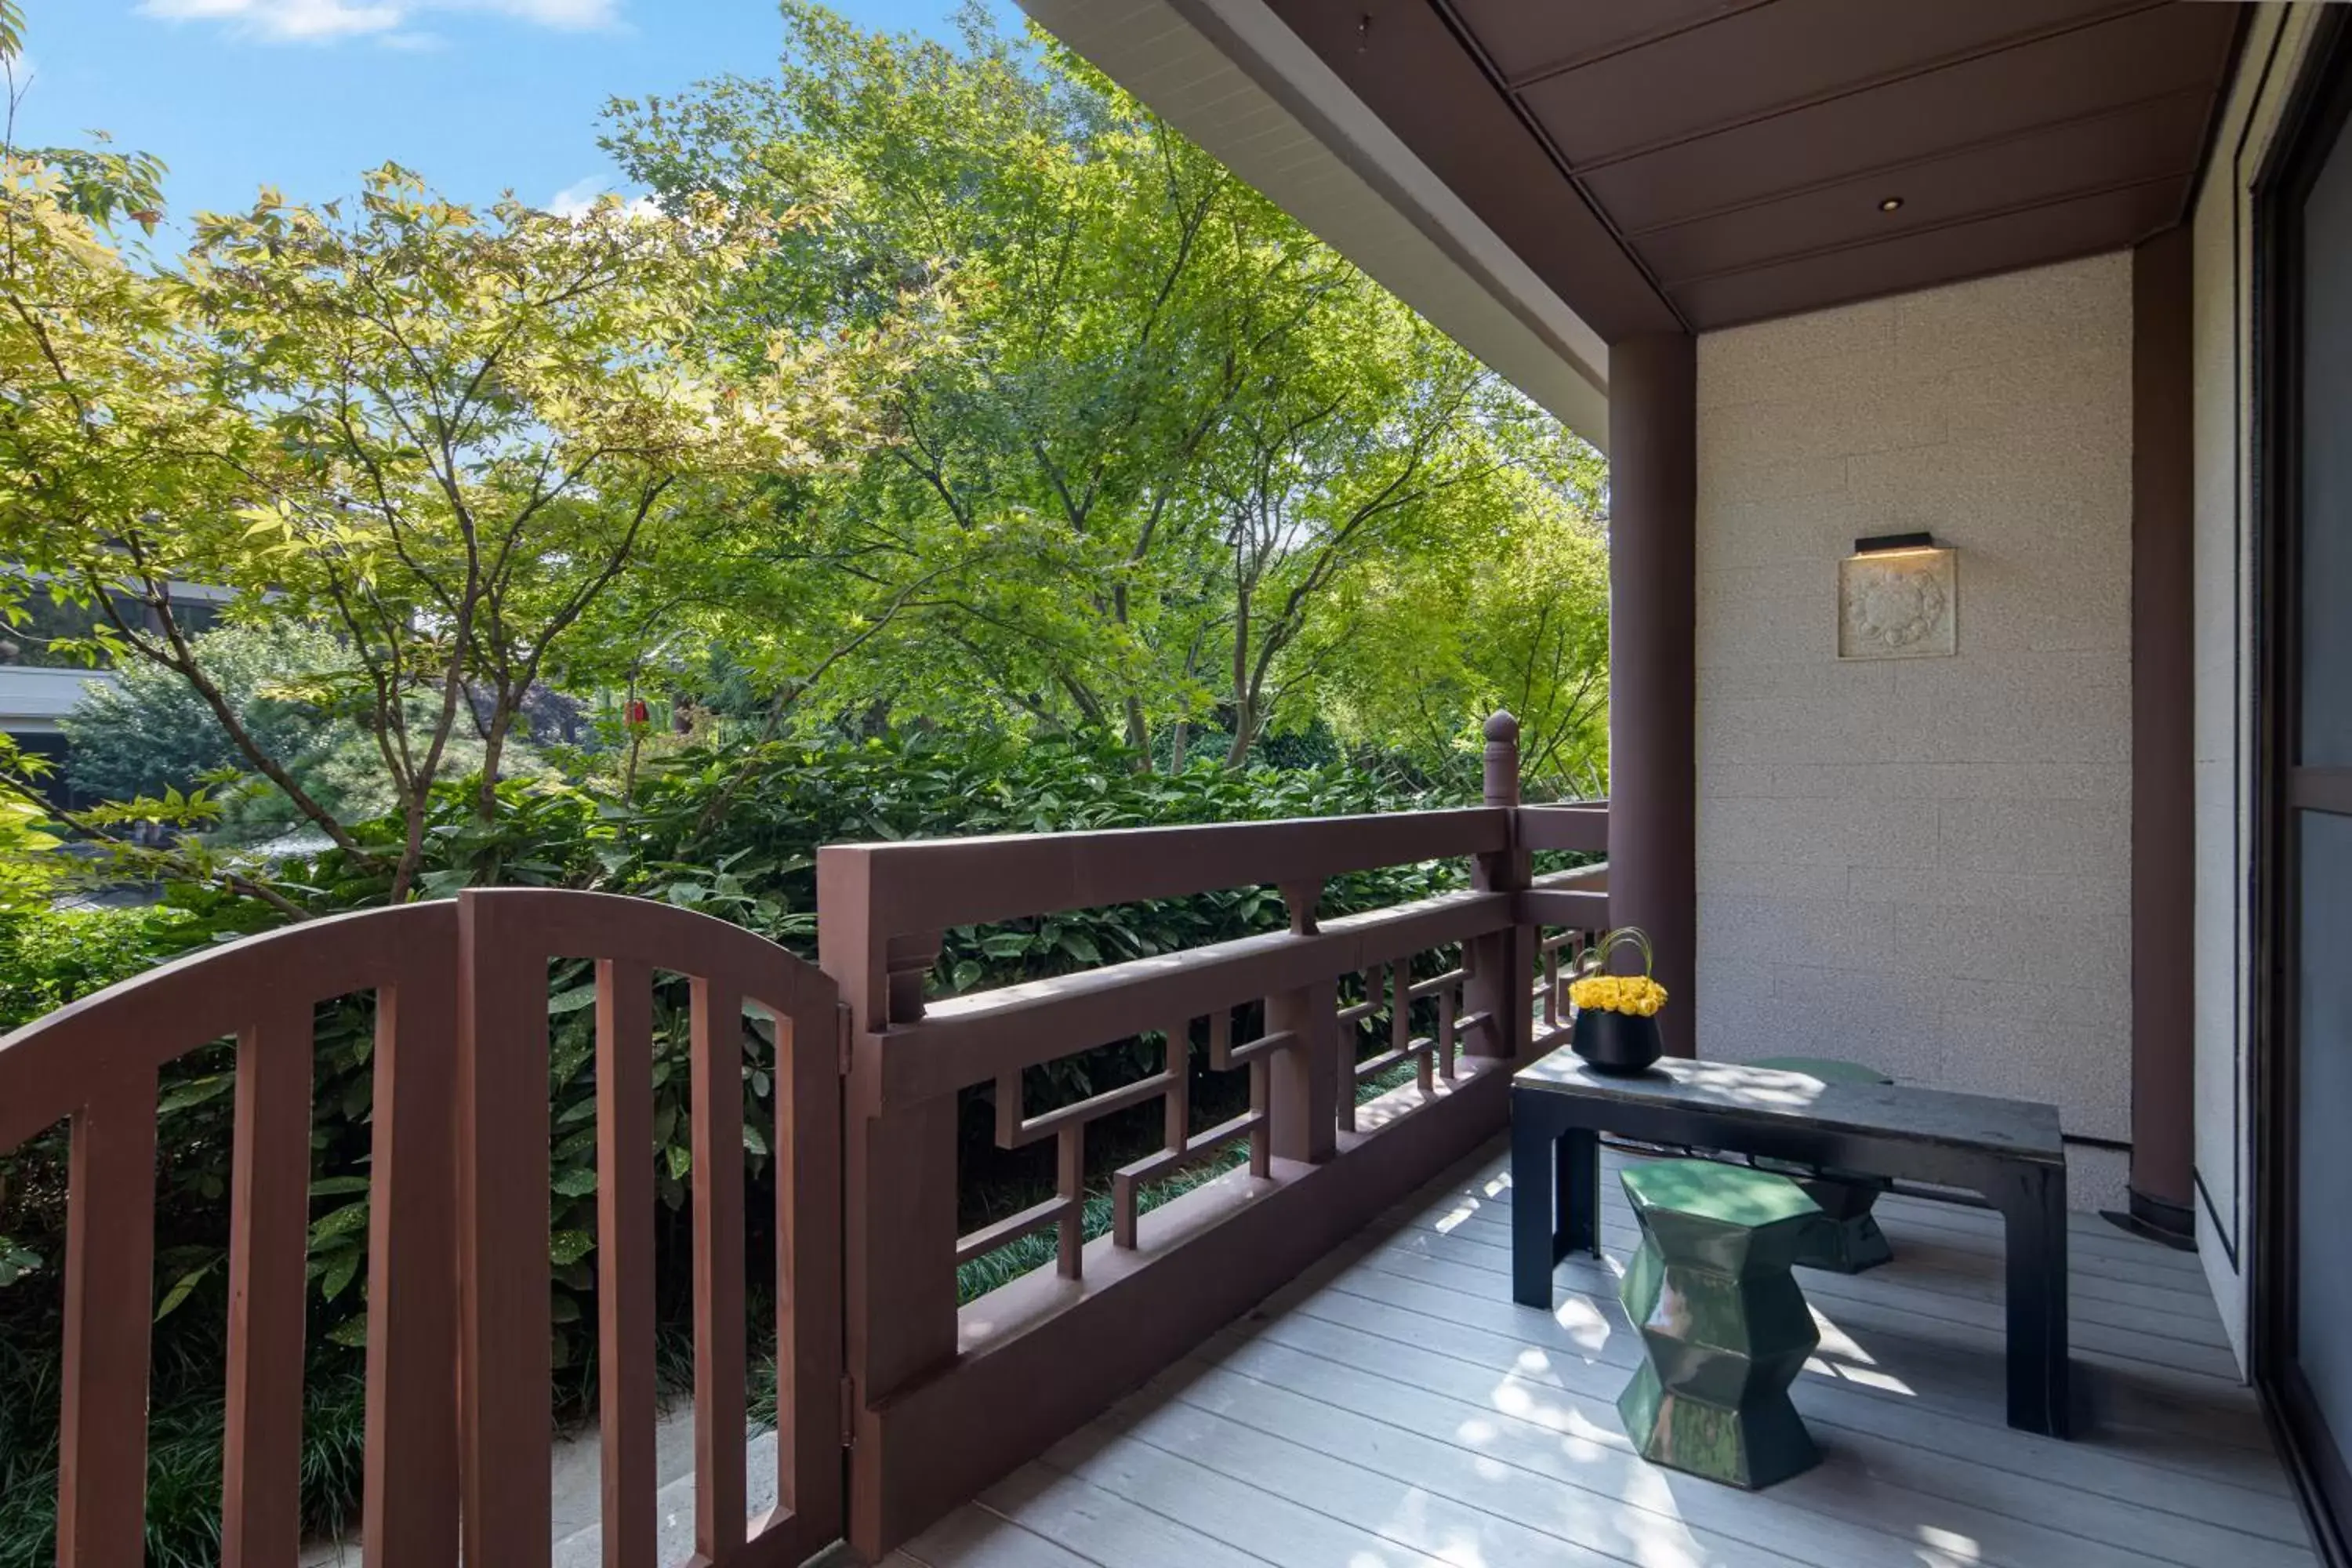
9,0,1018,227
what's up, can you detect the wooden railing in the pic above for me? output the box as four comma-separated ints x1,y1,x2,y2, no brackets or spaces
817,715,1607,1554
452,891,844,1568
0,713,1608,1566
0,890,845,1568
0,903,462,1568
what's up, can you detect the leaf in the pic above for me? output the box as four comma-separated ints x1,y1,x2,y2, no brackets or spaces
551,1167,599,1198
309,1175,372,1197
156,1073,234,1115
326,1314,370,1348
308,1200,370,1245
550,1229,596,1266
0,1240,40,1287
154,1261,216,1321
547,982,601,1015
550,1290,582,1325
321,1250,361,1302
666,1144,691,1182
1056,931,1101,965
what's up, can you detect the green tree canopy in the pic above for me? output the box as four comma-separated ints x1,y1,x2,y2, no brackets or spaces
606,2,1606,771
0,135,925,895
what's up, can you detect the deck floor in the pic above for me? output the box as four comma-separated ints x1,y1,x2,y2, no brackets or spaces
894,1141,2318,1568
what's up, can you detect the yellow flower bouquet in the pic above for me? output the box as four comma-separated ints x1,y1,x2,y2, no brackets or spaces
1566,971,1668,1018
1567,927,1668,1074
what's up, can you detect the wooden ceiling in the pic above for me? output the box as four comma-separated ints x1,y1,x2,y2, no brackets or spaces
1260,0,2244,338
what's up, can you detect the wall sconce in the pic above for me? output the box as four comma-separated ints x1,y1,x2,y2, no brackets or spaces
1838,532,1957,659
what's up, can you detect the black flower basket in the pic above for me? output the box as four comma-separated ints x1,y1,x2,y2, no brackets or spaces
1568,927,1665,1076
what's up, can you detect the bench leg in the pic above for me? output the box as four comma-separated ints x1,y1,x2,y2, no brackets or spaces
1991,1163,2071,1437
1512,1095,1557,1305
1555,1125,1599,1262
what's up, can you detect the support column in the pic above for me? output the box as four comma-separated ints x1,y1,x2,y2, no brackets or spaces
1466,712,1531,1062
1608,334,1697,1059
2125,227,2196,1248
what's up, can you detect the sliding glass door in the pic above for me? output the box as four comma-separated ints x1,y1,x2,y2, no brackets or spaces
2265,31,2352,1557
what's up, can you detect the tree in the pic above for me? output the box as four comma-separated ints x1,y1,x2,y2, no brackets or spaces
1190,310,1568,764
605,4,1580,768
60,621,341,806
0,135,922,898
1312,443,1612,798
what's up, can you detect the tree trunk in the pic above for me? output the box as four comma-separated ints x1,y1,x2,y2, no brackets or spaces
1169,720,1189,774
1227,585,1252,768
476,691,517,824
1224,702,1254,768
1123,695,1151,772
390,798,429,905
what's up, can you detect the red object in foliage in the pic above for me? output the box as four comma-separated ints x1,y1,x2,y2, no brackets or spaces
627,699,650,726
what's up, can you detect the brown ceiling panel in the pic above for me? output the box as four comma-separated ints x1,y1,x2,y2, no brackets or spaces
1635,89,2213,285
1579,2,2241,234
1250,0,2240,341
1511,0,2140,167
1441,0,1764,83
1259,0,1682,339
1671,180,2182,328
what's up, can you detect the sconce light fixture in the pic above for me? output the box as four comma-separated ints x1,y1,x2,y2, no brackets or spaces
1838,533,1956,659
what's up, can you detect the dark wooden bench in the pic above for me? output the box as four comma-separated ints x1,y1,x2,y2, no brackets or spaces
1509,1052,2073,1438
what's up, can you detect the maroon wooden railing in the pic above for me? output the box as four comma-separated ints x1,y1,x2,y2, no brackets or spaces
453,891,843,1568
818,716,1606,1555
0,903,462,1568
0,714,1607,1566
0,889,844,1568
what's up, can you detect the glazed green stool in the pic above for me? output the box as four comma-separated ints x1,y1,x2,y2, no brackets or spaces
1617,1160,1824,1490
1748,1056,1896,1274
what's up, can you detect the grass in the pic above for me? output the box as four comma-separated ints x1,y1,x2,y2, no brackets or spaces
0,1321,368,1568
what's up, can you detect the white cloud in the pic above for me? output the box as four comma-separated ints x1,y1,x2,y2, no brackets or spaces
136,0,619,44
543,176,656,219
546,176,605,218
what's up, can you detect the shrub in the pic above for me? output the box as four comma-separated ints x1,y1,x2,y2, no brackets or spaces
0,903,195,1030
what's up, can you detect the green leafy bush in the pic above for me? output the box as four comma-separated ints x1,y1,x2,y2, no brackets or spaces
0,903,195,1030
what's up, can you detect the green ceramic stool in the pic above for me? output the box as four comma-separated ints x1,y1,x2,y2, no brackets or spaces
1748,1056,1896,1274
1617,1160,1824,1490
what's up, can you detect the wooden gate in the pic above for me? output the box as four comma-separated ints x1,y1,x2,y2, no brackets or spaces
0,887,845,1568
456,891,844,1568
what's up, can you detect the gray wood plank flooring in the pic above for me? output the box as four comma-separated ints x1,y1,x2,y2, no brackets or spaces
898,1142,2318,1568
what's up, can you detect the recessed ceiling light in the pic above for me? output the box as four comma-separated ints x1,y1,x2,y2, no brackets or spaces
1879,196,1904,213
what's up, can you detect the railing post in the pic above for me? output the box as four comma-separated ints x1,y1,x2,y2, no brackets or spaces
362,912,461,1568
1267,880,1338,1161
820,848,961,1559
455,892,554,1568
1468,711,1534,1061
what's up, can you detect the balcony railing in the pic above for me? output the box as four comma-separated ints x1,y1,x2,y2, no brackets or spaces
0,714,1610,1566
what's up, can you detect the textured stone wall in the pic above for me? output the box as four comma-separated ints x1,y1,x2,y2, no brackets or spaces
1692,252,2135,1213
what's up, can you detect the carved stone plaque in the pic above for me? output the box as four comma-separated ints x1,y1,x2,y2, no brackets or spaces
1838,547,1956,660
